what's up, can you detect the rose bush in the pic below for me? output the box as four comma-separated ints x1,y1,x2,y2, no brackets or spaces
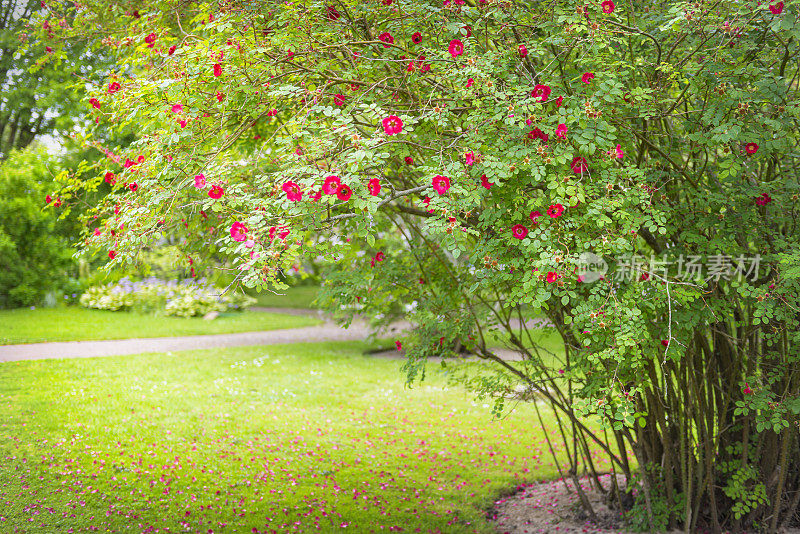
39,0,800,530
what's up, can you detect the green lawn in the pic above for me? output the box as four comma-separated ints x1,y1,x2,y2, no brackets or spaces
0,342,611,533
0,307,320,345
251,285,320,308
488,327,562,352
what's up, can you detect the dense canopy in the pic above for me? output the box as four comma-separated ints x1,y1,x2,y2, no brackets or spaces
37,0,800,530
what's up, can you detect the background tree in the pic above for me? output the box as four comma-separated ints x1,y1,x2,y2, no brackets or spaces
0,147,76,307
0,0,108,159
47,0,800,531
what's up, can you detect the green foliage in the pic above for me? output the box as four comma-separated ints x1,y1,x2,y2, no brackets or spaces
721,463,769,521
0,148,74,307
626,465,686,532
43,0,800,529
79,277,255,317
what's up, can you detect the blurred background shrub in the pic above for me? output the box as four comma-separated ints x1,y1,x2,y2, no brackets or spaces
0,148,76,308
79,277,255,317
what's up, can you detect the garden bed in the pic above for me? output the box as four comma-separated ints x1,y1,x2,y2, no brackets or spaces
493,475,638,534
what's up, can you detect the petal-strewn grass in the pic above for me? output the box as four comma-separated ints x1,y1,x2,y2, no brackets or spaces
0,308,320,345
0,342,613,533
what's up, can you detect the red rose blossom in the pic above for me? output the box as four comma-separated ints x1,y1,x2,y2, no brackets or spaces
755,192,773,206
518,44,528,58
108,250,117,259
448,39,464,58
511,224,528,239
208,185,224,199
89,98,101,109
378,32,394,47
411,32,422,44
481,175,493,190
601,0,615,13
213,63,222,77
546,272,559,283
531,84,551,102
333,93,345,106
382,115,403,135
571,156,588,174
107,81,121,94
337,184,352,201
745,142,759,155
322,175,341,195
528,128,549,143
282,181,303,201
432,175,450,195
368,178,381,196
547,203,565,218
582,72,595,84
230,222,248,242
326,5,341,19
769,1,784,14
404,156,414,165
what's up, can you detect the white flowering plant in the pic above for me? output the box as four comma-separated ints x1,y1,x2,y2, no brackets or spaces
79,277,255,317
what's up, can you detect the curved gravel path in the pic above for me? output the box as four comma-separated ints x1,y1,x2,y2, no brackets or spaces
0,307,541,363
0,309,403,363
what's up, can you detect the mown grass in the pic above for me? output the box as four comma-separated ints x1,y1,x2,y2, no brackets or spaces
0,307,320,345
0,342,614,533
251,285,320,309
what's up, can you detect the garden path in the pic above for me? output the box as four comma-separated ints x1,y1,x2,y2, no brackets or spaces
0,312,372,362
0,308,542,363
